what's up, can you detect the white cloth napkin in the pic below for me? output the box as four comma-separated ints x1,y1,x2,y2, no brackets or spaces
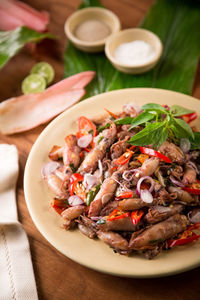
0,144,38,300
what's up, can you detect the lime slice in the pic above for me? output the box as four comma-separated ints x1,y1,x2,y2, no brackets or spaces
22,74,46,94
30,62,55,85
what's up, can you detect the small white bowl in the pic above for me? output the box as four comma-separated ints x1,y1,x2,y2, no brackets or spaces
65,7,121,53
105,28,163,74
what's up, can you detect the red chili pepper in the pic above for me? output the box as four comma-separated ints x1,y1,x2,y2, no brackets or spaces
181,112,198,124
107,209,130,221
188,222,200,231
104,108,118,119
50,200,67,215
131,210,144,225
139,146,172,163
168,234,200,247
79,151,84,158
183,180,200,195
115,191,134,200
114,149,133,166
77,116,97,138
69,173,84,196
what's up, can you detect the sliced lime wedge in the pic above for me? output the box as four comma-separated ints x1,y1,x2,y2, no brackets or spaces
22,74,46,94
30,62,55,85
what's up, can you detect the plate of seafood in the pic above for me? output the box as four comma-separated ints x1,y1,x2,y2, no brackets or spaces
24,88,200,277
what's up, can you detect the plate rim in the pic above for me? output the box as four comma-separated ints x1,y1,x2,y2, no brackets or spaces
24,88,200,278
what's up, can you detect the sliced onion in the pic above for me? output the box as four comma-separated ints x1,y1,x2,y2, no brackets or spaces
98,160,103,178
122,169,141,182
187,161,200,175
180,138,191,153
137,176,155,194
188,209,200,224
77,134,93,148
68,195,84,206
170,176,185,187
91,216,101,221
41,161,60,178
83,174,97,190
140,189,153,203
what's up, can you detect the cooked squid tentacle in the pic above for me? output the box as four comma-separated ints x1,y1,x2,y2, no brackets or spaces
159,141,184,164
168,186,196,204
88,171,120,217
63,134,81,167
98,217,139,232
140,157,160,177
45,174,68,199
182,165,196,185
118,198,155,210
78,223,96,239
61,205,84,220
129,214,189,250
78,123,117,174
144,204,184,224
97,230,129,251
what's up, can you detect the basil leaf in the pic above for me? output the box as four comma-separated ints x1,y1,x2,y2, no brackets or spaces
141,103,167,114
0,27,55,69
114,117,134,125
170,105,194,117
128,122,168,148
97,123,110,132
190,132,200,150
129,112,155,130
170,118,194,139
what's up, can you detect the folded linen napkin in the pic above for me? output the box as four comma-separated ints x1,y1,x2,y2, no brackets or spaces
0,144,38,300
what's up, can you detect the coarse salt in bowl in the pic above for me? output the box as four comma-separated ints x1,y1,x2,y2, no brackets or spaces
105,28,163,74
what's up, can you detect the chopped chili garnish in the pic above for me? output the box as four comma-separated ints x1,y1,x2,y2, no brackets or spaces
77,116,97,142
139,146,172,163
188,222,200,231
104,108,118,119
73,182,86,201
181,112,198,124
115,191,134,200
107,208,130,221
183,180,200,195
131,210,144,225
168,234,200,247
69,173,84,196
50,199,67,215
114,149,133,165
79,151,84,158
137,153,149,164
129,145,136,151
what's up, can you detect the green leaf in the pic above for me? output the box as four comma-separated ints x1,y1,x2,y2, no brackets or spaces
190,132,200,150
97,123,111,132
129,112,155,130
114,117,134,125
170,118,194,140
0,26,55,69
170,105,194,117
64,0,200,96
129,122,167,148
79,0,103,9
141,103,166,114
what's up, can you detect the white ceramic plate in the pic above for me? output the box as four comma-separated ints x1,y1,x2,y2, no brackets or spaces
24,88,200,278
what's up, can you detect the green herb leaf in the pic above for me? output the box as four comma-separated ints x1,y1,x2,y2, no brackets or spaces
129,112,155,130
114,117,134,125
170,118,194,140
141,103,167,114
190,132,200,150
96,218,106,225
170,105,194,117
69,163,76,173
0,26,55,69
97,123,111,132
129,122,168,148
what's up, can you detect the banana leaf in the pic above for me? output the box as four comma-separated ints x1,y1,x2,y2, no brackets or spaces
0,26,54,69
64,0,200,96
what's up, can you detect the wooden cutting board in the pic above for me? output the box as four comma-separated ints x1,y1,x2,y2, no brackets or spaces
0,1,200,299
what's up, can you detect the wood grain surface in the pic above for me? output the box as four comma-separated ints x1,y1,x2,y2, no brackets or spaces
0,1,200,299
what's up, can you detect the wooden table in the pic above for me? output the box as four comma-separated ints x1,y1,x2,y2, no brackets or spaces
0,1,200,299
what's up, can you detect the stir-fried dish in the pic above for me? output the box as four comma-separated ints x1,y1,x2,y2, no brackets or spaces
42,102,200,259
